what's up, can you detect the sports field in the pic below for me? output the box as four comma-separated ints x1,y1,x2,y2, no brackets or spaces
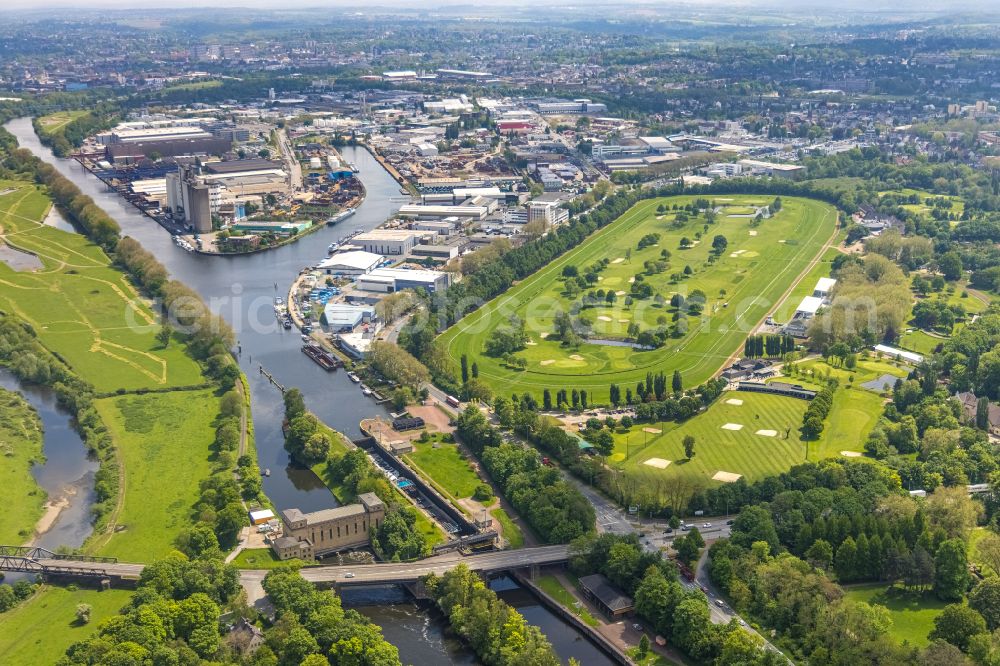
91,389,220,561
439,195,837,403
613,357,903,488
0,181,203,391
614,392,813,486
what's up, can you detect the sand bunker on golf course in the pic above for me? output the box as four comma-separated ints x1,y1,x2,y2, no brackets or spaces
643,427,662,434
841,451,863,457
721,423,744,431
725,398,743,406
611,257,625,264
643,458,671,469
540,359,555,366
597,316,612,322
569,354,585,361
713,471,742,483
755,429,777,437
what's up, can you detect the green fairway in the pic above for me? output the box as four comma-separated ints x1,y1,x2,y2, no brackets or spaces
614,357,898,489
439,195,837,403
0,586,131,664
842,584,946,647
616,392,811,486
0,389,46,543
0,182,204,392
92,389,220,561
404,438,482,499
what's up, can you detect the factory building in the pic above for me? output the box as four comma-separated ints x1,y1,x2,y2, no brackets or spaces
737,159,807,180
321,303,376,332
352,230,420,255
397,204,490,220
356,267,450,294
317,250,384,276
272,494,385,561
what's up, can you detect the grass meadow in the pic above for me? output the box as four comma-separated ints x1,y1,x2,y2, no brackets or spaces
0,389,46,543
0,586,131,664
842,584,946,647
404,438,482,500
439,195,838,403
91,389,220,561
0,181,204,392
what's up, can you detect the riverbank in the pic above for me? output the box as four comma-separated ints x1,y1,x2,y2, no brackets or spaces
0,370,99,553
0,387,46,544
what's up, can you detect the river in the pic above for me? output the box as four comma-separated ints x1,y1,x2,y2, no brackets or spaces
4,118,616,666
0,370,98,553
6,117,397,513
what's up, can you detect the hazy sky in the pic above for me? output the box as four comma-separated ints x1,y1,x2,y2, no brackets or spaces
2,0,995,11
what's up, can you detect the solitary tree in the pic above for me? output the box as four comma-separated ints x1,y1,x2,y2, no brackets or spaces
156,324,172,348
672,370,683,393
683,435,696,460
75,603,92,625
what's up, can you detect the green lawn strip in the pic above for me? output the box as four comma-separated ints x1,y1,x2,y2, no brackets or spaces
490,507,524,549
0,586,131,664
899,329,945,356
536,575,601,627
231,547,284,569
0,388,46,543
404,440,482,499
841,583,947,647
92,389,220,561
439,195,837,403
0,183,204,392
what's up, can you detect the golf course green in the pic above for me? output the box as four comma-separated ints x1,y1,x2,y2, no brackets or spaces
439,194,838,403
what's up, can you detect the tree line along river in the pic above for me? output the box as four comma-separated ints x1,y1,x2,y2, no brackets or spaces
3,117,616,666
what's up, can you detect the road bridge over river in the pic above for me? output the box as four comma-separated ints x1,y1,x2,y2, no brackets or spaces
0,544,570,591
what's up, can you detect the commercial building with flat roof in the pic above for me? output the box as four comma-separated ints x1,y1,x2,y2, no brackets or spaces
321,303,376,332
317,250,383,275
737,159,807,180
353,230,419,255
356,267,450,294
397,204,489,220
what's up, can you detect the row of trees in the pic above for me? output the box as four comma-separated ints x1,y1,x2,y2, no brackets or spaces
743,334,796,359
801,381,836,440
455,407,595,543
